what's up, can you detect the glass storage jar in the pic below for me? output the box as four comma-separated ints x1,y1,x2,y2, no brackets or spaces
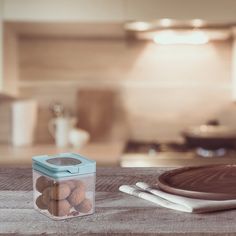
32,153,96,220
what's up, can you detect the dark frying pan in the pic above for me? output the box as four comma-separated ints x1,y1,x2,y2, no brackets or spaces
182,121,236,150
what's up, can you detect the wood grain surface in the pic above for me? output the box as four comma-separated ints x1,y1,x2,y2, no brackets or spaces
1,167,236,235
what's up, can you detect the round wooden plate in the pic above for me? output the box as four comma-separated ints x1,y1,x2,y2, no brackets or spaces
157,165,236,200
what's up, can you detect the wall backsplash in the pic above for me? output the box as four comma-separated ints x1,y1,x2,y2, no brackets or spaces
18,35,235,143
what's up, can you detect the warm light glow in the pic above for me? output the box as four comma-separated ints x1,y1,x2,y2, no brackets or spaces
126,21,151,31
159,18,173,27
153,30,209,45
191,19,205,27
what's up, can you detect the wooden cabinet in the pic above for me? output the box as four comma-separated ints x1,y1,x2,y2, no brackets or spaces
1,0,126,97
125,0,236,22
1,0,236,97
3,0,125,22
0,0,3,94
3,0,236,22
0,0,18,96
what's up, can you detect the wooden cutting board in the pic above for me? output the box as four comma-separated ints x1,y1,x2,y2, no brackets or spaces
157,165,236,200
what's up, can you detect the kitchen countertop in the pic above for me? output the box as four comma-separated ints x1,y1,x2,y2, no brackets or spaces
1,167,236,235
121,151,236,167
2,142,236,168
0,142,125,167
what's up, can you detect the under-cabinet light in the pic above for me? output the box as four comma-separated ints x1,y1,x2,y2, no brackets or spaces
159,18,173,27
153,30,209,45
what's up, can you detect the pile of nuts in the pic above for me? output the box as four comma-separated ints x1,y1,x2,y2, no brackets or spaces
35,176,92,217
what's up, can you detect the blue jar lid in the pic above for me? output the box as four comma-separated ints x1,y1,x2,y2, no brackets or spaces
32,153,96,179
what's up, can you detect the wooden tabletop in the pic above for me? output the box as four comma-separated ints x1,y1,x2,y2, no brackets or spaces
1,167,236,236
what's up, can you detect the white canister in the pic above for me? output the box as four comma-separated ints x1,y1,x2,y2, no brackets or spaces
48,117,77,147
69,128,90,148
12,99,38,147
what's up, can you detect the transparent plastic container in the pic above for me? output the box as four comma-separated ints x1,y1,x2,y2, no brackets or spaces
32,153,96,220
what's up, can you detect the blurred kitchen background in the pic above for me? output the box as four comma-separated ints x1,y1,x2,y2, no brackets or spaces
1,0,236,167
